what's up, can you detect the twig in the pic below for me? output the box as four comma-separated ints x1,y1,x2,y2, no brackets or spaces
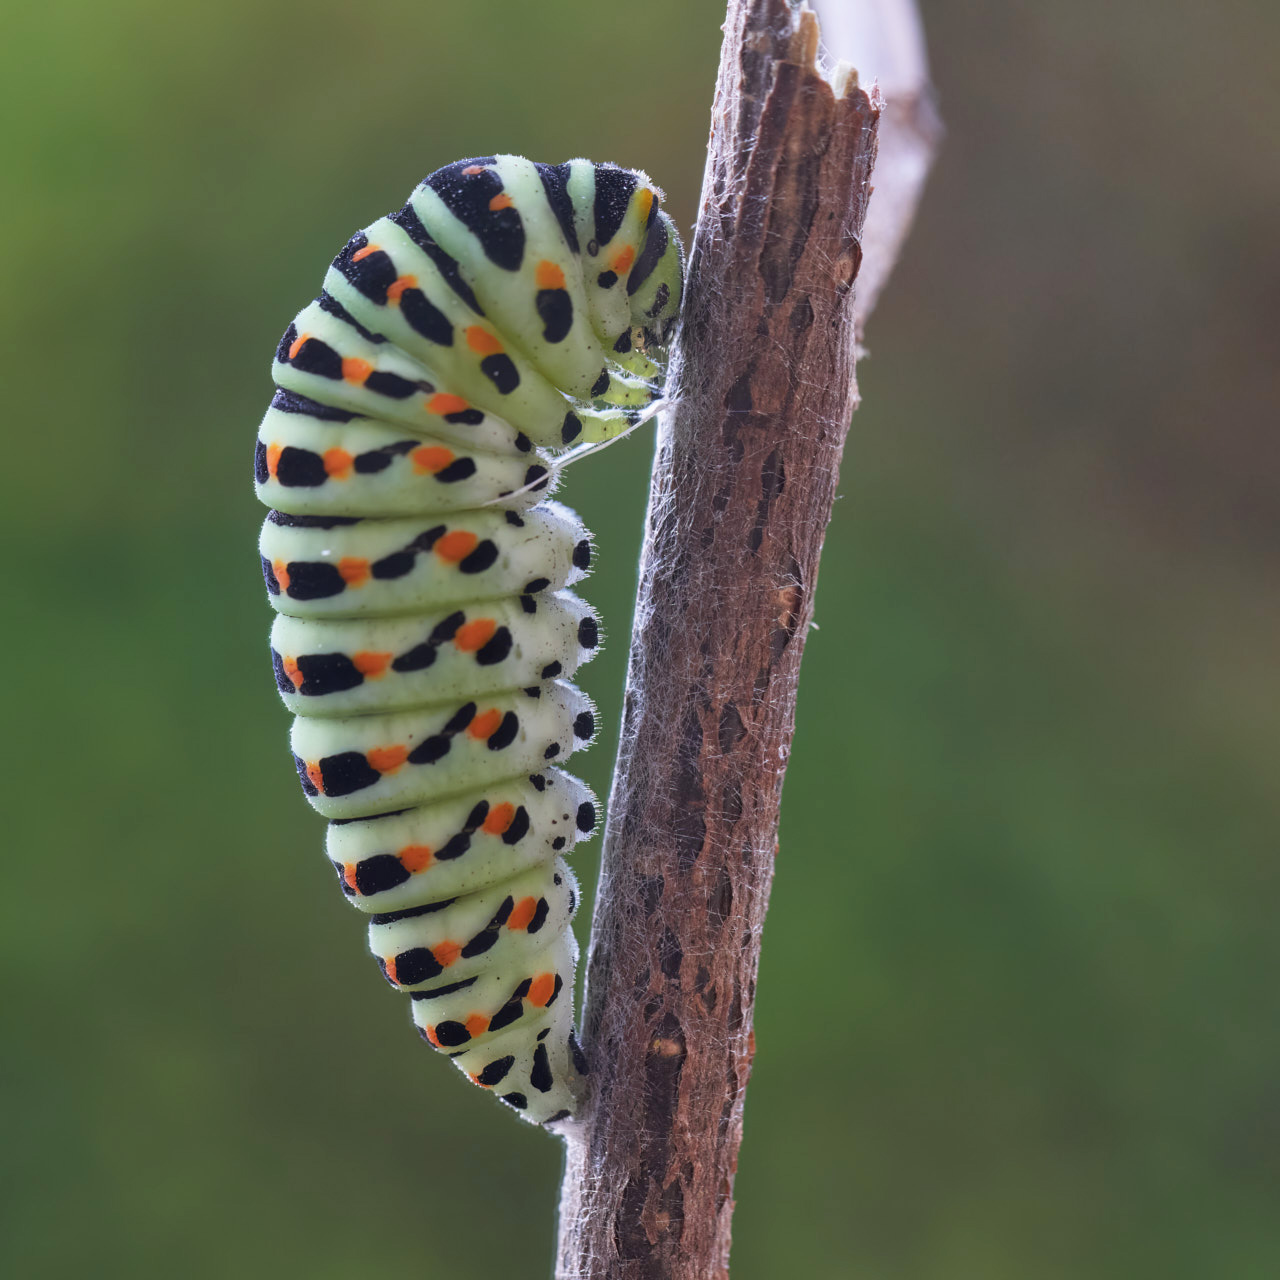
555,2,938,1275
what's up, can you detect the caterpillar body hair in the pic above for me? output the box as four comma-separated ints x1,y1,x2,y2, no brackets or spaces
255,156,683,1126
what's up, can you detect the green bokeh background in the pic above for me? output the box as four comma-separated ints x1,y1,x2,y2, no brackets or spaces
5,1,1277,1276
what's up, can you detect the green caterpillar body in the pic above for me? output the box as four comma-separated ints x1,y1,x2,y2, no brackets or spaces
256,156,683,1125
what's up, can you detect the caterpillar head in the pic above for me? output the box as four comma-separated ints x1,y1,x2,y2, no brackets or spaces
629,207,684,350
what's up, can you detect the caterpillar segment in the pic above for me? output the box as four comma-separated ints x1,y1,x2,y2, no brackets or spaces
271,591,599,717
256,156,683,1126
290,680,597,821
259,501,593,619
327,769,596,912
255,389,557,520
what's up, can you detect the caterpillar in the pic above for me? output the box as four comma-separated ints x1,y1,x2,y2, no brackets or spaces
255,156,683,1126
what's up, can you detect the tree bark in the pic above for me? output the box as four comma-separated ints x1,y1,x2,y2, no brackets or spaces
556,2,933,1275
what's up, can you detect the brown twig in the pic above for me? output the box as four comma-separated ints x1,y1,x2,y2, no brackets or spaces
555,2,937,1275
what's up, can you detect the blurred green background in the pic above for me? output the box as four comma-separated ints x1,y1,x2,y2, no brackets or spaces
4,0,1277,1276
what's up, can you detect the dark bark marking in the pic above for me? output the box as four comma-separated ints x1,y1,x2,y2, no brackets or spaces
616,1177,653,1260
640,874,665,919
718,702,746,753
709,866,734,927
659,927,684,980
789,294,815,336
748,448,785,553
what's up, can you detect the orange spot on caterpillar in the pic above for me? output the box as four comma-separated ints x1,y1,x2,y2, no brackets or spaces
399,844,433,873
305,761,324,793
287,332,310,360
467,708,503,740
426,393,470,416
535,260,566,290
434,530,479,563
282,656,304,689
342,863,359,893
507,896,537,931
341,357,373,384
462,164,487,175
272,560,291,592
482,802,516,835
411,445,454,474
636,189,654,220
337,557,370,587
386,274,417,304
351,243,379,262
527,973,556,1007
454,618,497,652
424,1025,442,1047
322,447,353,478
265,443,282,479
384,955,399,985
610,245,636,274
465,1013,490,1038
466,325,504,356
351,650,392,677
488,193,513,212
432,940,462,968
367,745,408,774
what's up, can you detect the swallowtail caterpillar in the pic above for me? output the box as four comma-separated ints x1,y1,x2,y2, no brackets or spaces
256,156,683,1125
